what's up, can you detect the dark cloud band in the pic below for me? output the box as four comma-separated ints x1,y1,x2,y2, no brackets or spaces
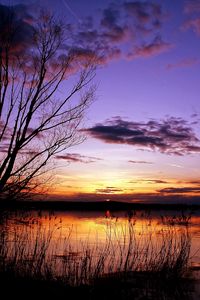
83,117,200,155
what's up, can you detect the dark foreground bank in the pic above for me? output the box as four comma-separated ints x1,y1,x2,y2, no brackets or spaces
0,269,198,300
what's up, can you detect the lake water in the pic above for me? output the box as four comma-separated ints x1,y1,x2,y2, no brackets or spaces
2,208,200,268
1,208,200,299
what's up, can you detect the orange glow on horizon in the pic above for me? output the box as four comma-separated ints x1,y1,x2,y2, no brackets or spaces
45,175,200,201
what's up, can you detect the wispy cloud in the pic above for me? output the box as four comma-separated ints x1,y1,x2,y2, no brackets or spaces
141,179,169,184
168,163,184,168
55,153,102,164
83,116,200,155
188,180,200,185
166,58,199,70
158,187,200,194
128,160,153,164
129,179,169,184
0,144,9,153
128,36,172,59
95,186,124,194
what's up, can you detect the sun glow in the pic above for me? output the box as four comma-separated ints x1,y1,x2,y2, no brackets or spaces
49,175,184,198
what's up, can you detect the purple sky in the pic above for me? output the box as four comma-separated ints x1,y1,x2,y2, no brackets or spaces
1,0,200,203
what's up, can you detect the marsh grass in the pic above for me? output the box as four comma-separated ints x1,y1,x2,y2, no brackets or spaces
0,212,192,290
160,210,192,226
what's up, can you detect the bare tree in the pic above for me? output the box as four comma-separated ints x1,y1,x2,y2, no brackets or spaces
0,11,96,199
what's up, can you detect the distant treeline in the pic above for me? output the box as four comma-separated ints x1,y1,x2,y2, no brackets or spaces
0,200,200,211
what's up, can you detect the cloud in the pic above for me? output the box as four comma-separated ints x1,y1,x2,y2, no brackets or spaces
0,121,13,141
188,180,200,185
0,1,172,68
102,25,131,44
72,1,171,64
101,6,120,29
55,153,102,163
168,163,184,168
96,186,124,194
123,1,164,34
166,58,199,70
0,0,173,74
184,1,200,14
0,144,9,153
182,18,200,35
128,160,153,164
19,149,38,156
69,47,99,61
182,1,200,36
128,36,172,59
0,4,34,55
191,113,199,118
100,5,132,44
26,127,44,139
129,179,169,184
83,116,200,155
158,187,200,194
0,144,39,156
141,179,169,184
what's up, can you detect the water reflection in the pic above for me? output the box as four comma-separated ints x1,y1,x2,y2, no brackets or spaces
1,209,200,299
2,209,200,266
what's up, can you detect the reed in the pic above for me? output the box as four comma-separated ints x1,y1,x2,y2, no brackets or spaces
0,213,191,288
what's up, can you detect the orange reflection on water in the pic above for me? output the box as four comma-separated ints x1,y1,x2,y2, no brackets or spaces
3,209,200,269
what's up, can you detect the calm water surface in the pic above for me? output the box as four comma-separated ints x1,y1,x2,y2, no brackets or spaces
1,208,200,300
3,208,200,268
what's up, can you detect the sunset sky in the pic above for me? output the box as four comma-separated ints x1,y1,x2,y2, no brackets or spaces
1,0,200,203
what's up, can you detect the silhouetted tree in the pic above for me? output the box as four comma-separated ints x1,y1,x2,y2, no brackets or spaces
0,9,96,199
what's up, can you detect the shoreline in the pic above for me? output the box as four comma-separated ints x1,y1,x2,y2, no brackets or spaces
0,200,200,211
